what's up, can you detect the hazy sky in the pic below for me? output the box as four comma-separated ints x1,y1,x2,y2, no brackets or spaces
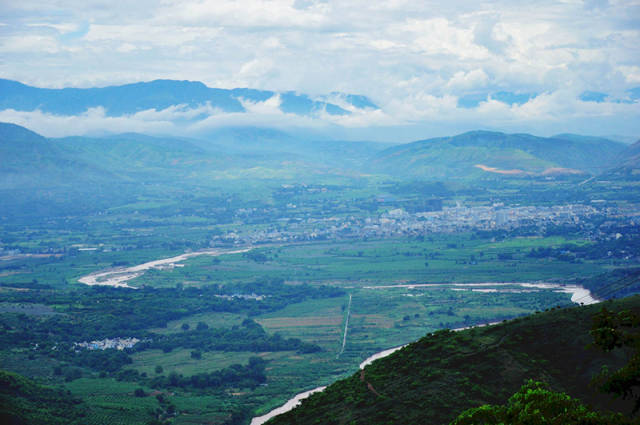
1,0,639,140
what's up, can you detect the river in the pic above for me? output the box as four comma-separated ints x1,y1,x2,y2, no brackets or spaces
363,282,599,305
250,344,405,425
250,282,598,424
79,252,598,422
77,247,251,288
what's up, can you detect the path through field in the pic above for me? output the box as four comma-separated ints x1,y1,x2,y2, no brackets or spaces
336,294,352,359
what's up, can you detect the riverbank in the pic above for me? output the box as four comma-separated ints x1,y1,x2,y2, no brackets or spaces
363,282,599,305
250,283,599,424
77,247,251,288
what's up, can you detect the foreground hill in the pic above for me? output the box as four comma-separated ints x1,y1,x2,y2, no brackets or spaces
0,369,85,424
369,131,626,179
270,296,638,425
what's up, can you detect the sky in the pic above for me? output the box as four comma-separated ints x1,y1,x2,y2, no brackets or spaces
1,0,639,141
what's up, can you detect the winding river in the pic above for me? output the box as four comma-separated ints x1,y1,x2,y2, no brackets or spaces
250,343,405,425
250,282,598,424
77,252,598,424
77,247,251,288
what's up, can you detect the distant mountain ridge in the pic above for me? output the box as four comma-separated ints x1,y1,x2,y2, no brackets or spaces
599,139,640,180
615,139,640,168
369,130,627,179
0,79,378,117
1,123,633,188
1,121,636,218
0,122,389,190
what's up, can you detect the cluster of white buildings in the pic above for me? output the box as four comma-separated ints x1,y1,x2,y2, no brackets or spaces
75,337,140,351
214,203,606,244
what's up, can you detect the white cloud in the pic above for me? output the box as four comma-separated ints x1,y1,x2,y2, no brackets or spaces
26,22,79,33
238,94,283,114
0,89,638,140
446,69,490,90
0,0,638,137
85,24,223,47
396,18,490,59
0,107,177,137
155,0,329,28
618,65,640,84
0,34,62,53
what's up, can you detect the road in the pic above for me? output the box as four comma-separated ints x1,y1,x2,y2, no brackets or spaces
336,294,352,359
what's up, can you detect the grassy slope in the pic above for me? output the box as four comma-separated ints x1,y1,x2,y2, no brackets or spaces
0,369,85,425
370,131,626,178
601,140,640,181
270,296,640,425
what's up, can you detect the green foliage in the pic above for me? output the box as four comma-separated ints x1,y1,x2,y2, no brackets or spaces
0,369,85,424
0,279,343,350
592,307,640,412
149,356,267,391
271,297,640,425
141,318,321,354
451,380,627,425
370,130,626,178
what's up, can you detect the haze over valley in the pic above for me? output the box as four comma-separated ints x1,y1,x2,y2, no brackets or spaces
1,1,640,425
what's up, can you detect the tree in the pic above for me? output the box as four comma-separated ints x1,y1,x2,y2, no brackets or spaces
450,380,627,425
168,372,180,387
155,365,163,374
181,323,190,331
591,307,640,412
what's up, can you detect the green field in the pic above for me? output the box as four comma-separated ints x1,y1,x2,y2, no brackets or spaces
116,235,605,290
1,228,636,424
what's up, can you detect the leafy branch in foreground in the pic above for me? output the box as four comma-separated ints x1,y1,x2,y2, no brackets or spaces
450,380,628,425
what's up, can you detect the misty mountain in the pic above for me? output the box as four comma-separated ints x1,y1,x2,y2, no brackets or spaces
616,139,640,169
0,122,116,190
0,122,390,192
369,131,627,179
0,122,391,217
3,122,632,192
191,126,391,169
599,139,640,180
0,79,377,117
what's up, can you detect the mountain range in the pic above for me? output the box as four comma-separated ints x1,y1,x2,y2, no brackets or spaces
370,131,629,178
2,122,635,184
0,79,378,117
602,139,640,180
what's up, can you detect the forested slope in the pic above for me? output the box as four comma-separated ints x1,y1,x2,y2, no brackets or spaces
270,296,640,425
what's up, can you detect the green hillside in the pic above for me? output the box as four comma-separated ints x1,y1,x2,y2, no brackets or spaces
369,131,626,179
270,296,640,425
0,122,117,190
55,133,227,179
601,140,640,180
0,369,85,425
